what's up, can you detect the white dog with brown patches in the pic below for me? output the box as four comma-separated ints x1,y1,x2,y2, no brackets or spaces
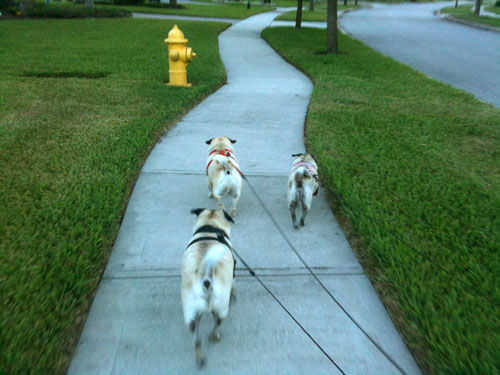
205,137,243,217
287,153,319,229
182,208,236,369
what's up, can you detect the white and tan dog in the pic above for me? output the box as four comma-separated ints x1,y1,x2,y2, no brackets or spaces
182,208,236,369
287,153,319,229
205,137,243,217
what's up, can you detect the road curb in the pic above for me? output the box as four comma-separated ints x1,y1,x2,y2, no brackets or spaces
338,6,366,35
435,9,500,33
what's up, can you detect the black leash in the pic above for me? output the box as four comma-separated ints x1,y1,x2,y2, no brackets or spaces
230,246,346,375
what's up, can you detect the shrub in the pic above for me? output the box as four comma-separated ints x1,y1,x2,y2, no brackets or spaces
24,3,131,18
495,0,500,7
0,0,19,15
113,0,144,5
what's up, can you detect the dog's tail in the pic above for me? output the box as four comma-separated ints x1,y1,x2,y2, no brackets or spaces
295,167,311,189
295,170,304,189
201,245,226,292
215,156,232,175
215,155,246,180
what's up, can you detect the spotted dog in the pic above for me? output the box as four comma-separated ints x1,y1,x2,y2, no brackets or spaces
287,153,319,229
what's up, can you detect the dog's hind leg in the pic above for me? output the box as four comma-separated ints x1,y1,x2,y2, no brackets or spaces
230,279,237,304
209,312,223,343
213,193,224,211
300,199,310,227
208,181,214,198
289,200,299,229
189,314,206,368
230,191,240,217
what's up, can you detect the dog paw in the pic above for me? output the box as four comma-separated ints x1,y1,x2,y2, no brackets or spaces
294,224,299,230
300,220,305,227
230,210,236,217
196,357,207,369
209,332,221,343
208,192,214,198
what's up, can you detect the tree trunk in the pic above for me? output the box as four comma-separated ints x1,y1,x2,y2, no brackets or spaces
344,0,347,6
170,0,178,8
84,0,94,8
454,0,458,8
295,0,303,28
474,0,481,15
309,0,314,11
327,0,338,54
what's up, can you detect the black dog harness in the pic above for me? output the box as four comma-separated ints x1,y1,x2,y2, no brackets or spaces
187,225,237,278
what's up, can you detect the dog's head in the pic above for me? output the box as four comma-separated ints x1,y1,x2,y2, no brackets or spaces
191,208,234,234
205,137,237,153
291,153,318,168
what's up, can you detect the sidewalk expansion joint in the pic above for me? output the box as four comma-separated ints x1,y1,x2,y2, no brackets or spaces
102,267,365,281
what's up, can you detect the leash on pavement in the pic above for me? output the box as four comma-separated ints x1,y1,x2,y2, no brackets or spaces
229,172,346,374
230,245,346,375
227,160,407,374
241,176,410,375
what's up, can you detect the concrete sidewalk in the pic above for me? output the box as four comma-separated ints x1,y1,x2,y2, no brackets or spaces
68,10,421,375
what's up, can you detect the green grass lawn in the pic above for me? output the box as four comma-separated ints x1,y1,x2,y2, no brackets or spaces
441,4,500,27
104,1,274,18
262,26,500,374
275,4,357,21
0,18,228,375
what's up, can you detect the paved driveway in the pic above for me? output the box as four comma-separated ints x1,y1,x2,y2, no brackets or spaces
340,2,500,108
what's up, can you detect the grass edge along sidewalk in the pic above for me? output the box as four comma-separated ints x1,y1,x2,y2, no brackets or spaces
262,26,500,374
0,18,229,375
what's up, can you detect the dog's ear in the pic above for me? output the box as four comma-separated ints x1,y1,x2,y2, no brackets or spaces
191,208,205,216
205,138,213,145
223,210,234,224
291,153,303,157
228,138,237,144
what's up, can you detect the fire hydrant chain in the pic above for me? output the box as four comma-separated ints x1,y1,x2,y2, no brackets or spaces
164,25,196,87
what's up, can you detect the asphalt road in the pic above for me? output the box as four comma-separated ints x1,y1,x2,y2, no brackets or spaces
340,2,500,108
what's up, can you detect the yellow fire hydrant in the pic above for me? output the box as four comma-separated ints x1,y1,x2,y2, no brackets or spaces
165,25,196,87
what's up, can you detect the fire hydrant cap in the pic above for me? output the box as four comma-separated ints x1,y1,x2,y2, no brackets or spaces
165,25,188,44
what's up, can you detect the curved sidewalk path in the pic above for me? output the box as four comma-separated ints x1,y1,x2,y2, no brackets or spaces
68,10,420,375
